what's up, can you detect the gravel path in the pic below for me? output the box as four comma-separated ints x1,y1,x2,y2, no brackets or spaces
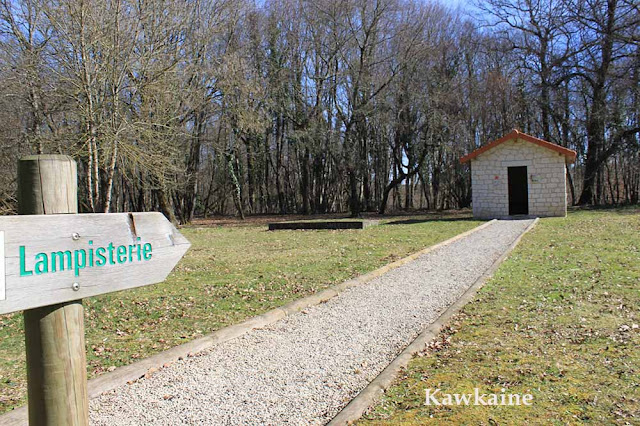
90,219,533,425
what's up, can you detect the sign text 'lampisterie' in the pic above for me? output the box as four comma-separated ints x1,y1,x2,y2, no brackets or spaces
0,212,190,315
19,238,154,278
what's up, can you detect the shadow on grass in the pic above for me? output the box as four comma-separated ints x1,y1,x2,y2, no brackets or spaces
568,204,640,215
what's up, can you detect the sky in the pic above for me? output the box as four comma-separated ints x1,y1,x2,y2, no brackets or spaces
437,0,485,20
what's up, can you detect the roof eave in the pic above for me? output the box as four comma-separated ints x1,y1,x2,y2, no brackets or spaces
460,129,577,164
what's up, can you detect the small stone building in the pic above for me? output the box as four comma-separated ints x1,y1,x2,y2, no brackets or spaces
460,130,576,219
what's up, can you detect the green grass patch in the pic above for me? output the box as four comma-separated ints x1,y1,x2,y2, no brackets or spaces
0,213,482,413
360,208,640,425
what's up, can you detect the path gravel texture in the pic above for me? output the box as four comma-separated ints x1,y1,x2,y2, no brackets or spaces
90,219,533,425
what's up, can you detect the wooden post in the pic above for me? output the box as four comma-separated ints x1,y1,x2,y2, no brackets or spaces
18,155,89,426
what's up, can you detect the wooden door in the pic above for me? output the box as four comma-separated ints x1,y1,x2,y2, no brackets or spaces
508,166,528,215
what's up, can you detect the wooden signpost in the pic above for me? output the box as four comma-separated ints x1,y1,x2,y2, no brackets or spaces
0,212,191,314
3,155,190,425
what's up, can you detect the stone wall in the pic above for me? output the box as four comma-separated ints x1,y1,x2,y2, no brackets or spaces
471,138,567,218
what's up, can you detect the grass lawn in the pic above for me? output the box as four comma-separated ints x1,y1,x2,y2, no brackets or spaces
360,208,640,425
0,212,482,413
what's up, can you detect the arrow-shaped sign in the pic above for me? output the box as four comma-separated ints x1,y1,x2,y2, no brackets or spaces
0,212,190,315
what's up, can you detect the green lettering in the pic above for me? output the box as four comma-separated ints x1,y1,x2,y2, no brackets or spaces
107,243,115,265
19,246,33,276
142,243,152,260
136,237,142,261
51,251,72,272
88,240,94,267
18,239,155,278
35,253,48,274
74,249,86,276
96,247,107,266
116,245,127,263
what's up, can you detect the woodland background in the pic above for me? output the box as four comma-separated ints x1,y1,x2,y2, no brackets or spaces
0,0,638,223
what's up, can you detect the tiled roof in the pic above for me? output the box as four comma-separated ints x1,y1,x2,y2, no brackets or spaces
460,129,577,163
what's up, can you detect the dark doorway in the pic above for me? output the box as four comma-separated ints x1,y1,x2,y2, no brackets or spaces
508,166,529,215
